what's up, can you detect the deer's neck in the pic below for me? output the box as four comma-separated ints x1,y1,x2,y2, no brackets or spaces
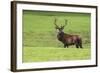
57,31,65,41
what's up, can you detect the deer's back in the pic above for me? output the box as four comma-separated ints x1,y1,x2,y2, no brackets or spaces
64,34,81,44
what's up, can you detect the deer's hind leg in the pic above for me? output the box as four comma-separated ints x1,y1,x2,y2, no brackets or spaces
79,41,83,48
78,39,83,48
75,39,83,48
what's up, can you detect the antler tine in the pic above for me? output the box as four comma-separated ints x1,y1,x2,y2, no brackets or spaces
61,19,67,28
54,18,59,28
54,18,56,25
65,19,67,26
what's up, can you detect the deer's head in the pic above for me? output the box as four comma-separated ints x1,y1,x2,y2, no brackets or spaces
54,18,67,33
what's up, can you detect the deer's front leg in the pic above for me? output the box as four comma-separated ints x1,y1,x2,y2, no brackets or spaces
64,44,68,48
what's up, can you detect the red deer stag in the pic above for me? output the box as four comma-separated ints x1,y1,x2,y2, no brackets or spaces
54,18,83,48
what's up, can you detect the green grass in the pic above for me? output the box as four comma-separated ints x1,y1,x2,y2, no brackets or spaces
23,47,91,62
23,10,91,47
22,10,91,62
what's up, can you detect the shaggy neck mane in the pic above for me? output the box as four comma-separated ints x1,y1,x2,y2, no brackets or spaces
57,31,65,42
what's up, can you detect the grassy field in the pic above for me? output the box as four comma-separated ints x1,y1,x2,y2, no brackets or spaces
22,10,91,62
23,47,90,62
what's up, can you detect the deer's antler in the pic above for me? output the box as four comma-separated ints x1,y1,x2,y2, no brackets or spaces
65,19,67,26
54,18,59,28
61,19,67,28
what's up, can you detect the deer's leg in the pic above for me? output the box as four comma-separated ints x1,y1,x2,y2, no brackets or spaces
80,42,83,48
75,40,79,48
76,45,79,48
75,39,82,48
64,43,68,48
64,44,66,48
66,45,69,48
80,43,83,48
79,39,83,48
76,43,79,48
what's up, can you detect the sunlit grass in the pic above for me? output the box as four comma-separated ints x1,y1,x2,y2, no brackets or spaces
23,47,91,62
22,10,91,62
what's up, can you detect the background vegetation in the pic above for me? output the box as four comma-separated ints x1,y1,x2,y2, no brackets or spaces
22,10,91,62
